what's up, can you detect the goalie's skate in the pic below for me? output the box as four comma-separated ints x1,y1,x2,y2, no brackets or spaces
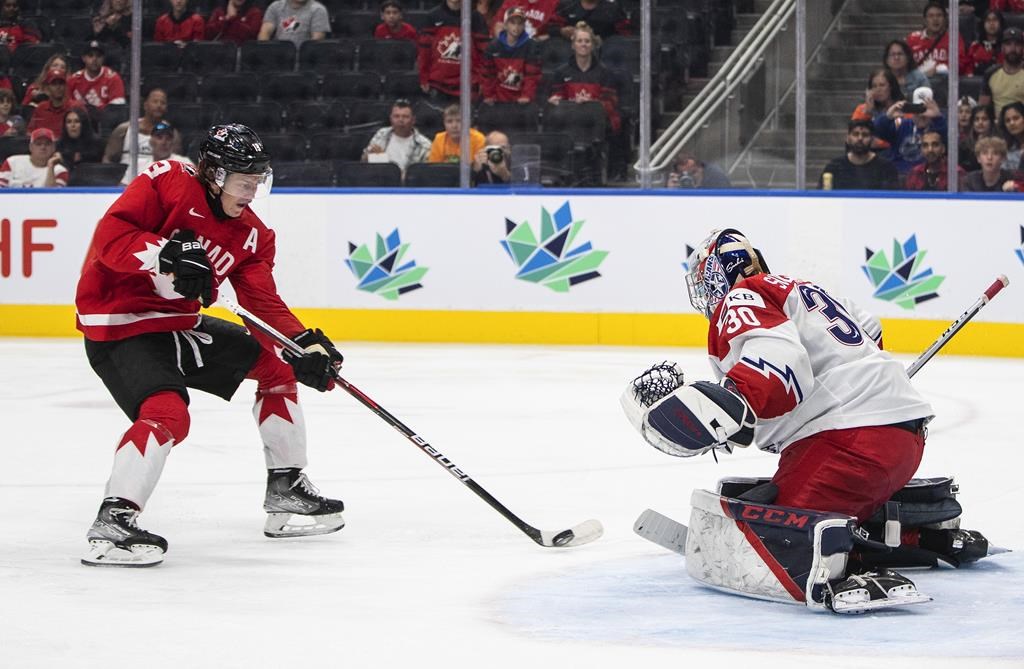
825,569,932,614
81,498,167,568
263,468,345,538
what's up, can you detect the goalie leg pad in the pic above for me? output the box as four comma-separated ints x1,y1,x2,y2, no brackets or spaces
684,489,855,609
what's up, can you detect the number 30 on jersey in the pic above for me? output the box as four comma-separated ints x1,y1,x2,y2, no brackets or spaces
715,289,764,335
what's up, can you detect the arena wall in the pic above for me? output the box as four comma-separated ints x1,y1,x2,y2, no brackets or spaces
1,188,1020,357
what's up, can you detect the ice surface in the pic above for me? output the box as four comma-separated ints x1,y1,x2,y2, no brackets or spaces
1,339,1020,668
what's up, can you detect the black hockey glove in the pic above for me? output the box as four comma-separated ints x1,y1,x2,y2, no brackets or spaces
284,328,344,392
158,230,213,306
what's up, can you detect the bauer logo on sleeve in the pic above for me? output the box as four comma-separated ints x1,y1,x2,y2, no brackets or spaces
861,233,945,310
344,228,427,300
500,201,608,292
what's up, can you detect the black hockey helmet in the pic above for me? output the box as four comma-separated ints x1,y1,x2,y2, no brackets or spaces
198,123,271,175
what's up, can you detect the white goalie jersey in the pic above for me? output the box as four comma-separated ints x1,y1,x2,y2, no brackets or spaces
707,273,934,453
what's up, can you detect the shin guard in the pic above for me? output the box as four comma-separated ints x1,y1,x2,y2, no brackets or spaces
253,384,308,469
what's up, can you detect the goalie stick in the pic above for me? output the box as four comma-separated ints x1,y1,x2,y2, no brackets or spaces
217,295,603,549
907,275,1009,379
635,275,1012,554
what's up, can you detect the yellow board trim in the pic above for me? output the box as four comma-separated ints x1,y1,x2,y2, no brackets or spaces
2,304,1021,357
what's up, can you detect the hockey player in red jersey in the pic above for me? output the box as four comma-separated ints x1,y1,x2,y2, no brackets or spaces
622,228,992,613
77,123,346,567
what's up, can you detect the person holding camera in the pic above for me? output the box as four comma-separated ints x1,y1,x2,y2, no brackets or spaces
873,86,946,175
665,152,731,189
472,130,512,185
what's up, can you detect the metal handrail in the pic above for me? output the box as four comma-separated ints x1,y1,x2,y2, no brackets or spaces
643,0,795,172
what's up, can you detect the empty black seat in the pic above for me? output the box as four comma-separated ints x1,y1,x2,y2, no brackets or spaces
273,160,335,187
509,131,573,186
141,41,183,73
358,39,417,73
239,41,296,72
182,41,238,75
404,162,459,187
261,72,319,103
143,73,199,102
166,102,222,135
475,102,539,134
0,136,29,162
538,39,572,73
199,73,259,103
541,101,606,146
412,100,442,136
261,132,309,162
344,99,391,129
322,71,382,100
382,71,422,99
96,104,129,134
11,43,67,79
599,36,640,73
307,130,374,161
229,102,284,134
331,11,379,39
53,16,93,45
298,39,357,73
68,162,128,186
333,160,402,186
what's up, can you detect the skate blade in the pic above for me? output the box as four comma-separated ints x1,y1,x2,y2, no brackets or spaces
81,540,164,568
830,590,932,615
264,511,345,538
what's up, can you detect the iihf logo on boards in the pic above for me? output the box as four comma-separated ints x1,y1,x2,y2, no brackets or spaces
861,234,945,309
500,201,608,292
344,228,427,300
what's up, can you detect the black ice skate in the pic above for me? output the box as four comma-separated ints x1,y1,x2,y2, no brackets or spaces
825,569,932,614
920,528,992,567
81,497,167,568
263,468,345,538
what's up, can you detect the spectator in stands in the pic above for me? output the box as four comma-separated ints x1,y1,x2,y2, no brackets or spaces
57,108,104,171
121,120,193,185
999,100,1024,168
963,135,1021,190
471,130,511,185
958,95,977,138
206,0,264,44
960,102,996,169
258,0,329,47
91,0,133,50
0,0,40,53
852,68,904,129
103,88,182,168
990,0,1024,13
967,10,1005,75
155,0,206,45
553,0,629,40
26,69,85,139
481,7,541,104
490,0,559,40
428,103,485,162
666,152,732,189
0,128,69,188
979,27,1024,117
0,88,25,136
375,0,417,42
883,40,929,100
906,1,968,76
818,119,899,190
22,54,71,108
361,98,432,174
874,87,946,175
418,0,489,102
68,41,126,111
547,22,620,132
904,129,964,190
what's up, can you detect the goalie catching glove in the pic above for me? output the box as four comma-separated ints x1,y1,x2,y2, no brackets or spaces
284,328,344,392
619,362,756,457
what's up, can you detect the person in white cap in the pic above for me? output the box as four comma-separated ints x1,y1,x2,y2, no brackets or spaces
874,86,947,176
0,127,69,187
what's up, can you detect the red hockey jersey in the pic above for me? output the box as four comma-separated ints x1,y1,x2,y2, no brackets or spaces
706,273,932,453
548,59,621,132
75,160,304,342
67,66,126,110
481,33,541,101
905,29,968,74
490,0,560,38
417,3,488,96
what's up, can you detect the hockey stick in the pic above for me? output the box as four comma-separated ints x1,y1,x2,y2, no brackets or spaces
216,295,603,549
906,275,1009,379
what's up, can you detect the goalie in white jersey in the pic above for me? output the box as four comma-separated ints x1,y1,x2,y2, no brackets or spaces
622,228,993,614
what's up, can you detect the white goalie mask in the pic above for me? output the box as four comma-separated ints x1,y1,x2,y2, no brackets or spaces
686,228,767,319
